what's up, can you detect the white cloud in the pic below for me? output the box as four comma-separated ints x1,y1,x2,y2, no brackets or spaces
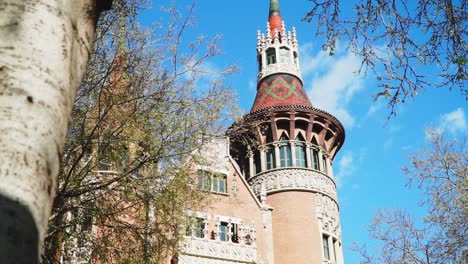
334,151,355,188
300,42,364,128
383,137,393,151
440,108,467,134
248,79,256,91
366,99,385,116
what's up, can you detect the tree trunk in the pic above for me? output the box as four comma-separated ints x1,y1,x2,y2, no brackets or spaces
0,0,111,262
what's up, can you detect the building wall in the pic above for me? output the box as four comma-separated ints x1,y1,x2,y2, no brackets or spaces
267,191,322,264
203,164,274,264
181,141,274,264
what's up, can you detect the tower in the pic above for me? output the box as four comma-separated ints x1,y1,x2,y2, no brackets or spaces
230,0,346,262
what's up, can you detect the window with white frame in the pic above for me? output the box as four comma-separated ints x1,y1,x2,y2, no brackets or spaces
219,221,239,243
322,233,340,263
322,234,331,260
279,47,290,63
197,171,227,194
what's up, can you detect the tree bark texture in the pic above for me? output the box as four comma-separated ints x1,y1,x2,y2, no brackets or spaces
0,0,111,262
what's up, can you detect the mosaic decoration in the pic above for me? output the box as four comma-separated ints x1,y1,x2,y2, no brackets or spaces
250,74,313,112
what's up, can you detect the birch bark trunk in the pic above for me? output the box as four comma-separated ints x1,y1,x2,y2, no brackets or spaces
0,0,111,262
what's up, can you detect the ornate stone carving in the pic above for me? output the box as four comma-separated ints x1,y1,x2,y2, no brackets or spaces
179,237,257,264
248,168,337,201
258,63,302,82
316,193,341,239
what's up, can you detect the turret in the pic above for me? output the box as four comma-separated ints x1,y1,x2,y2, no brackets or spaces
229,0,346,263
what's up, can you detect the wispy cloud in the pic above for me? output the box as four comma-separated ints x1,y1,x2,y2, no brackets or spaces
383,137,393,151
335,151,355,188
300,42,364,129
439,108,467,134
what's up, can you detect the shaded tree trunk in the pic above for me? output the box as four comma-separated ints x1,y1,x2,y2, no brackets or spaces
0,0,111,263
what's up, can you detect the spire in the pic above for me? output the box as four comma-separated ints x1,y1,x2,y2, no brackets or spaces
250,0,312,113
268,0,283,38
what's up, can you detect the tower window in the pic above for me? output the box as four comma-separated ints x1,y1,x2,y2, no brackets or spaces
266,48,276,65
254,151,261,174
333,237,338,261
279,135,292,167
295,143,306,168
322,155,328,174
266,145,276,170
295,135,306,168
279,47,290,63
322,234,330,260
312,148,320,170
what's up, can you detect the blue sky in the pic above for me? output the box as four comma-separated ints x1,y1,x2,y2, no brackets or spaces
141,1,467,262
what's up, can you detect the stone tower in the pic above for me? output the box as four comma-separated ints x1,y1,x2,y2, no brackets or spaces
230,0,346,262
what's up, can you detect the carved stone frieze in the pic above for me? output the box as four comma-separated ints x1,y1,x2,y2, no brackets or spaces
316,193,341,239
248,168,337,201
180,237,257,264
258,63,302,82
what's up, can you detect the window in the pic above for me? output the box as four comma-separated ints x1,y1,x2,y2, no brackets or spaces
295,135,306,168
219,221,239,243
212,175,226,193
322,155,328,174
254,151,261,174
197,171,227,193
279,47,290,63
187,217,205,238
279,135,292,167
312,148,320,170
219,222,229,241
265,145,276,170
197,172,210,191
323,234,330,260
231,223,239,243
333,237,338,262
266,48,276,65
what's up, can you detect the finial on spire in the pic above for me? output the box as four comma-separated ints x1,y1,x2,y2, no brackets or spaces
268,0,283,38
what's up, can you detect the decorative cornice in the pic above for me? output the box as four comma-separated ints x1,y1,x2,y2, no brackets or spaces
248,168,338,202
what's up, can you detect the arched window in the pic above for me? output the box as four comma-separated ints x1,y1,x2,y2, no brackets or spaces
295,135,306,167
293,51,298,65
312,148,320,170
279,47,290,63
265,144,276,170
266,48,276,65
279,134,292,167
